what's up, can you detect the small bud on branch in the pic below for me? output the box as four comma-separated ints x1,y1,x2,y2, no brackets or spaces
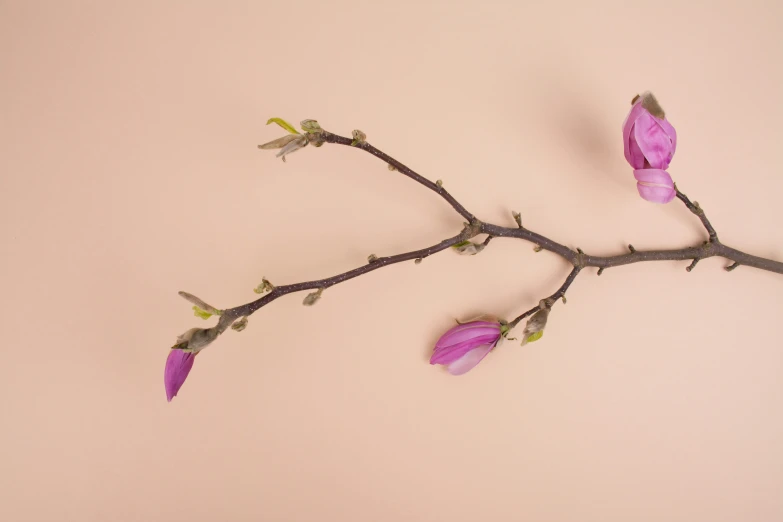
303,288,324,306
253,278,275,294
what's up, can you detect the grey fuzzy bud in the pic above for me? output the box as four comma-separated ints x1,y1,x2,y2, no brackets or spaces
173,326,220,353
276,135,309,162
300,119,322,133
253,278,275,294
452,241,485,256
231,317,248,332
520,308,549,346
351,129,366,145
303,288,324,306
258,134,300,150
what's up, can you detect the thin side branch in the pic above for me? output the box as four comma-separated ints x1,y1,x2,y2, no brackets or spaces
322,131,475,222
225,227,479,318
675,186,718,242
507,267,583,329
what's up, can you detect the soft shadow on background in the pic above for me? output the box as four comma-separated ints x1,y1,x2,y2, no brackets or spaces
1,2,782,521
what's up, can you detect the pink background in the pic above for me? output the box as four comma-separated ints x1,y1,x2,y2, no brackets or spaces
2,1,782,521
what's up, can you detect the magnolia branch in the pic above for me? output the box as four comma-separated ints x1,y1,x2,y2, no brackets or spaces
175,128,783,353
231,230,473,318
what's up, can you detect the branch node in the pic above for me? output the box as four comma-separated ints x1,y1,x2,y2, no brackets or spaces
725,262,740,272
512,211,523,228
387,163,397,171
436,179,443,188
414,257,423,264
597,267,605,276
686,258,700,272
464,218,483,238
367,254,379,264
576,247,584,254
628,244,636,253
533,245,542,253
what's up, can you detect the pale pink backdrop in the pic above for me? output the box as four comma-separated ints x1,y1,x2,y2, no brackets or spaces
1,1,782,521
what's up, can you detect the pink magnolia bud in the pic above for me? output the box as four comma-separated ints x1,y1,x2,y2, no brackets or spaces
165,349,196,402
634,169,676,204
429,321,502,375
623,92,677,170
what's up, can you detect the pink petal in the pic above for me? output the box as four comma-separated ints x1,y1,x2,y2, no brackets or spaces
431,334,501,365
435,322,500,347
627,131,646,169
622,102,647,168
633,112,675,169
657,118,677,156
446,343,495,375
634,169,675,204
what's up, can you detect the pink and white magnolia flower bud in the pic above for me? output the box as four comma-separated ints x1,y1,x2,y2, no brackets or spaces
430,320,502,375
623,92,678,204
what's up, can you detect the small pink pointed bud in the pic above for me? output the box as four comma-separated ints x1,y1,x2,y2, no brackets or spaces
164,349,196,402
429,320,502,375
